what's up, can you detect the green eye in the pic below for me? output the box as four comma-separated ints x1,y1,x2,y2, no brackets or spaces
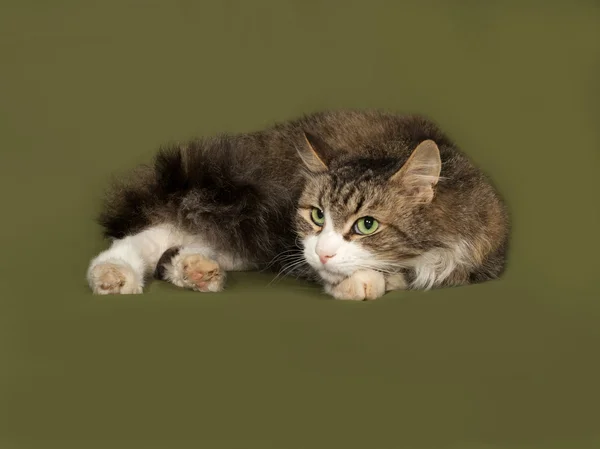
310,207,325,226
354,216,379,235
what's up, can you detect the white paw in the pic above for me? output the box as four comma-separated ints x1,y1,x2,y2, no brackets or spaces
88,260,143,295
326,270,386,301
169,253,226,292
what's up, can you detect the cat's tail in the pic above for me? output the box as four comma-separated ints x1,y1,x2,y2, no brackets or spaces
97,145,186,240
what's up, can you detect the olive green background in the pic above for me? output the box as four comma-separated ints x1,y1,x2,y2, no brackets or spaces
1,1,599,448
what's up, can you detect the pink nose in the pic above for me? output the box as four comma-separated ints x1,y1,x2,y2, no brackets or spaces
318,253,335,265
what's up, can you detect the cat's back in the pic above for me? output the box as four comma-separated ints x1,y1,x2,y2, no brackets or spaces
284,109,458,159
272,109,475,183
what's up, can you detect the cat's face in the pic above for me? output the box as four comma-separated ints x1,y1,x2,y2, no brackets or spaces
294,134,442,283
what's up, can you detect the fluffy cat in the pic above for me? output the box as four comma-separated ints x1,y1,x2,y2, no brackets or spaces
87,109,509,300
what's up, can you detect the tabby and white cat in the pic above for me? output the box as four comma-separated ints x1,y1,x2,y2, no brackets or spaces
87,109,509,300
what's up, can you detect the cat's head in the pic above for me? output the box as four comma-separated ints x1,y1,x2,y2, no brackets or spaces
294,133,442,283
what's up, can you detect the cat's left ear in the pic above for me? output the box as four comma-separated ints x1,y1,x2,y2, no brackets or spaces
296,132,335,173
391,140,442,202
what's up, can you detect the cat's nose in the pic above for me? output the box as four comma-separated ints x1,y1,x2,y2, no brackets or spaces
318,252,336,265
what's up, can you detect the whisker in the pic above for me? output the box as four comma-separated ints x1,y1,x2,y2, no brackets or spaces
261,248,304,272
268,259,309,286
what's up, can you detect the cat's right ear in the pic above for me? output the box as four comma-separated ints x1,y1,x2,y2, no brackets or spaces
296,132,334,173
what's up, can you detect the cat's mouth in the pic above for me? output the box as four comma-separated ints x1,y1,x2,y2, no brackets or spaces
318,263,355,278
311,256,360,278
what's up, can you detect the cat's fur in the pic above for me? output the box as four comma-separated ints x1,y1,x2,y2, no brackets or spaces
87,109,509,300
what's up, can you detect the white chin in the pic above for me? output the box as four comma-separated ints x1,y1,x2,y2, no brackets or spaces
318,265,355,283
318,269,346,284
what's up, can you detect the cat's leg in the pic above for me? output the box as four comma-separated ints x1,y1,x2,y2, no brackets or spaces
324,269,386,301
154,246,226,292
87,224,187,295
385,272,409,291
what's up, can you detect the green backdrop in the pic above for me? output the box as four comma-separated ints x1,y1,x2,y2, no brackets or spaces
1,1,599,448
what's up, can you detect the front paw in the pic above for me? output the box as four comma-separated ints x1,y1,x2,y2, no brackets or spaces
326,270,386,301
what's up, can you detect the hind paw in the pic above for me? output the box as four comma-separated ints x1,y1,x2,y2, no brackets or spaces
88,261,143,295
156,249,226,293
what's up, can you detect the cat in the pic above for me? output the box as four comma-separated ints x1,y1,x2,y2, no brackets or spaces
86,109,509,300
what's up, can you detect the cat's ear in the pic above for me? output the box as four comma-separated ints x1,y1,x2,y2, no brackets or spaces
296,132,334,173
391,139,442,202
